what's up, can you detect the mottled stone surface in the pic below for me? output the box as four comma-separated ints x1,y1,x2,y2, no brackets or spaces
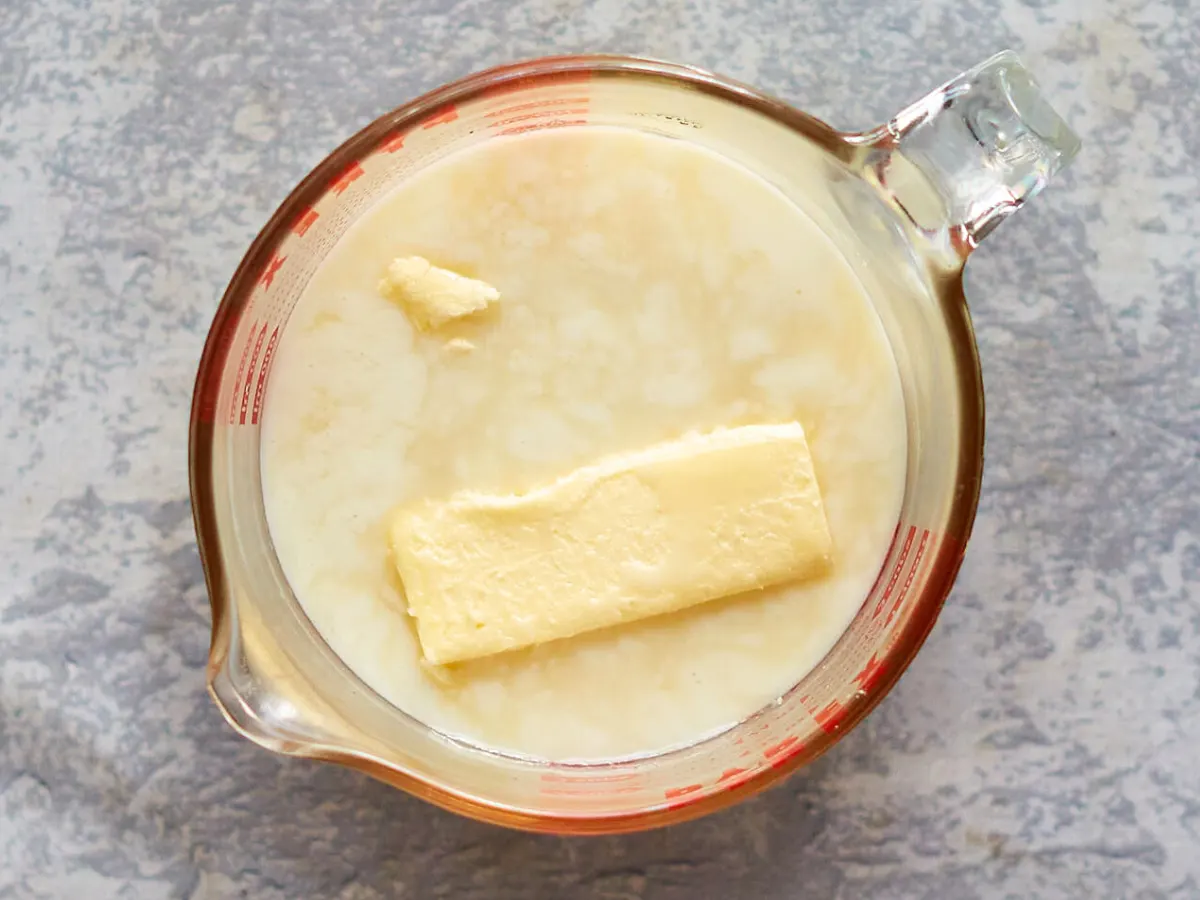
2,0,1198,897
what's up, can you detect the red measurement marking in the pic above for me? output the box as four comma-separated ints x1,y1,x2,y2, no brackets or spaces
249,326,280,425
887,529,931,624
238,324,270,425
718,767,749,783
872,525,917,619
664,783,704,800
260,253,285,289
484,97,590,118
330,161,365,195
813,701,846,735
379,130,407,153
421,105,458,128
227,321,260,425
763,735,801,759
497,118,588,137
291,208,319,237
853,653,888,692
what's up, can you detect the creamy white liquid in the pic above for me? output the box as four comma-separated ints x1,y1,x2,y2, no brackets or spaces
261,127,907,761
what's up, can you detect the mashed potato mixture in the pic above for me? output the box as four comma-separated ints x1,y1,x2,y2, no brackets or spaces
260,127,907,761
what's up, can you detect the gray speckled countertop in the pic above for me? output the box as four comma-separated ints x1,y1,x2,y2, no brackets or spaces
2,0,1198,897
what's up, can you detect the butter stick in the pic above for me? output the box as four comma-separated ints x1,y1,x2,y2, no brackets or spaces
390,423,832,665
379,256,499,330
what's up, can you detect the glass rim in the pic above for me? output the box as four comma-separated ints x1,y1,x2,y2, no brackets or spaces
189,53,985,834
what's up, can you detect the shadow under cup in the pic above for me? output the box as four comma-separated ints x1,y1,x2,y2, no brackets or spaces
190,56,983,834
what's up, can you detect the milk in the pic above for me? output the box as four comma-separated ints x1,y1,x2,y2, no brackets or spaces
260,126,907,761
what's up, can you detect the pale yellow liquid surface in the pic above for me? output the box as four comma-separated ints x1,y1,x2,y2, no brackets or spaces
261,127,907,761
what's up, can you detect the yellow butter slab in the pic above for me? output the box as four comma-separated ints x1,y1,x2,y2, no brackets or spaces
390,423,832,665
379,256,499,330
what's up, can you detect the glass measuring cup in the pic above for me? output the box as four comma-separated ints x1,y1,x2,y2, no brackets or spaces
190,53,1078,833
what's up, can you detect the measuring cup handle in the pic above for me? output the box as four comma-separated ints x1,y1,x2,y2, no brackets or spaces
858,51,1080,258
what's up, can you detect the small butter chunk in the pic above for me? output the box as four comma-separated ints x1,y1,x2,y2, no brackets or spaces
390,423,832,665
379,256,499,330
